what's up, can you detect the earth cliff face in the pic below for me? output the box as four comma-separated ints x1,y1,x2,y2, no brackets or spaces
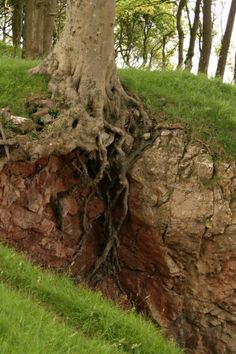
0,127,235,354
121,128,236,354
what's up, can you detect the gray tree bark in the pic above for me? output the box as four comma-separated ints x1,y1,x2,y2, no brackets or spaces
185,0,201,70
12,0,24,56
23,0,57,59
215,0,236,79
176,0,187,69
198,0,212,74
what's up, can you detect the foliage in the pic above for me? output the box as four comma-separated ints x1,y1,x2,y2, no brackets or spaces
120,69,236,159
54,0,67,43
0,0,12,43
0,243,183,354
115,0,176,69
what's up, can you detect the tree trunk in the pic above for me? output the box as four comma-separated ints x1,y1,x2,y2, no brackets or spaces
215,0,236,79
1,0,7,43
23,0,57,59
198,0,212,74
185,0,201,71
176,0,187,69
12,0,24,56
234,51,236,83
26,0,154,281
162,36,167,69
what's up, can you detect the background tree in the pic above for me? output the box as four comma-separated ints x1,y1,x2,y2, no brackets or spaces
11,0,24,55
176,0,187,69
198,0,212,74
185,0,201,70
0,0,11,42
23,0,57,59
234,51,236,83
215,0,236,79
115,0,176,69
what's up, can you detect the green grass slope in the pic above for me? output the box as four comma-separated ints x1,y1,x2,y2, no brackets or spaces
0,244,183,354
0,283,120,354
120,69,236,159
1,47,236,158
0,45,48,115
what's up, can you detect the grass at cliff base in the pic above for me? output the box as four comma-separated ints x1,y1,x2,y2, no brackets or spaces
0,244,183,354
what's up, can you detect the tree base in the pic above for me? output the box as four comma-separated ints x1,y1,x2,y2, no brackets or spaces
0,85,159,284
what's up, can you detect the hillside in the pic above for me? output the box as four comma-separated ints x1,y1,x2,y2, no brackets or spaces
1,46,236,159
0,49,236,354
119,69,236,159
0,244,182,354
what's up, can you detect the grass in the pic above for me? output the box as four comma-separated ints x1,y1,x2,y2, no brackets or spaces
119,69,236,159
0,283,120,354
0,244,183,354
1,43,236,158
0,41,21,57
0,47,48,116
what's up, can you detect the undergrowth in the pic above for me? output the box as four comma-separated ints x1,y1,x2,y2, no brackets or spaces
0,244,183,354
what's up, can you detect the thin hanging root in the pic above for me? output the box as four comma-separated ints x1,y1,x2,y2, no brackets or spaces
0,123,10,160
86,121,132,281
89,235,116,281
69,188,96,266
88,173,129,281
93,132,109,184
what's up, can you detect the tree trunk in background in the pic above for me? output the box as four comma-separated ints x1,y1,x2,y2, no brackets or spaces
162,36,167,69
23,0,57,59
1,0,7,42
215,0,236,79
176,0,187,69
185,0,201,70
198,0,212,74
234,51,236,83
12,0,24,55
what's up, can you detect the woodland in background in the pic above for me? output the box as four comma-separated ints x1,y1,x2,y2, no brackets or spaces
0,0,235,82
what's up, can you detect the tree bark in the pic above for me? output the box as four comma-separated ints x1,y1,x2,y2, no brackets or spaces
27,0,154,280
198,0,212,74
12,0,24,55
234,51,236,83
176,0,187,69
185,0,201,71
23,0,57,59
215,0,236,79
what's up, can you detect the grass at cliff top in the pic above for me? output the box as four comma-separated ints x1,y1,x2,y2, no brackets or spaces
0,56,48,116
1,46,236,158
119,69,236,159
0,244,183,354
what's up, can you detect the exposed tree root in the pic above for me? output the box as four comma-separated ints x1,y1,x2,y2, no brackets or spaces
0,45,160,291
0,94,159,290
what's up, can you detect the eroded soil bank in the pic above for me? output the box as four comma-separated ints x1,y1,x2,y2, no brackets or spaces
0,127,235,354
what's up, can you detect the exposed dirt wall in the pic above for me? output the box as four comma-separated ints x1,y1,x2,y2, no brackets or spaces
0,128,235,354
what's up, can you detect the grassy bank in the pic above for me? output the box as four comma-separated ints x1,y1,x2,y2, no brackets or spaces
1,48,236,158
0,244,183,354
0,283,120,354
0,56,48,116
119,69,236,159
